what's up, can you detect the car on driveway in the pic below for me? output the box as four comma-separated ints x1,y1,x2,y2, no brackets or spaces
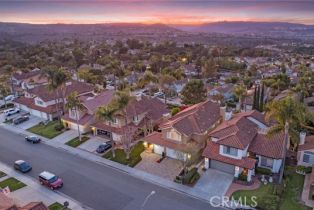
13,115,29,125
25,136,41,144
14,160,32,173
4,108,20,116
39,171,63,190
96,142,112,153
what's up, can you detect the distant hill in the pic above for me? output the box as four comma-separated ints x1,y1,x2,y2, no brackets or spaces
174,21,314,38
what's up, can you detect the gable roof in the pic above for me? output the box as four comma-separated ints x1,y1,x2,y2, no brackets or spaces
82,90,115,113
28,80,94,102
298,135,314,151
160,100,221,136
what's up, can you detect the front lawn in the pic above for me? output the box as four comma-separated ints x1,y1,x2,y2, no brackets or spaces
48,202,70,210
65,136,89,147
232,166,311,210
27,121,64,139
0,177,26,192
103,141,144,167
0,171,7,178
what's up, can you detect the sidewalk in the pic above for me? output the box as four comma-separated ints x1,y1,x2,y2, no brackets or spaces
0,162,84,209
0,122,222,206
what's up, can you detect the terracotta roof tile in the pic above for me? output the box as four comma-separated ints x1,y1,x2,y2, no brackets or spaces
82,90,114,113
14,97,59,114
299,136,314,151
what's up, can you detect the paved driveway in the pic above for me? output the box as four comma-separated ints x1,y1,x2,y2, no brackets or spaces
15,114,43,130
135,152,183,180
78,136,110,153
191,168,233,201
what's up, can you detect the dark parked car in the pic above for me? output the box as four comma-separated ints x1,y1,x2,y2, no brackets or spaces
25,136,41,144
39,171,63,190
13,116,29,125
14,160,32,173
96,142,112,153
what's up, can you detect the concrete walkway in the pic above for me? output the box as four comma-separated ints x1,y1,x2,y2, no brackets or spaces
301,174,314,209
0,122,226,206
0,162,83,209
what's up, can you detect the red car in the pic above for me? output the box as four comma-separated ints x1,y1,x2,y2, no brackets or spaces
39,171,63,190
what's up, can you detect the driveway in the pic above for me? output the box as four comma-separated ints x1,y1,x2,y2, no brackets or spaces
135,151,183,180
14,114,43,130
78,136,110,153
191,168,233,201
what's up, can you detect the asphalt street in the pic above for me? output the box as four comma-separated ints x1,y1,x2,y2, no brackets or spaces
0,127,222,210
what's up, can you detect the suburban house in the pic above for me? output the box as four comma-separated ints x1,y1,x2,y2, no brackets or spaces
208,84,234,101
143,100,222,161
91,95,169,142
14,80,94,120
0,192,48,210
203,110,285,182
297,132,314,167
11,68,48,95
62,90,115,133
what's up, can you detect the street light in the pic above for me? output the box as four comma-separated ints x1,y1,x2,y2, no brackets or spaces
141,190,156,210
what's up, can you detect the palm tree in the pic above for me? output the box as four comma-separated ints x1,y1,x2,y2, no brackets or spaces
233,84,246,111
96,104,118,158
66,92,84,141
0,83,10,108
265,96,313,183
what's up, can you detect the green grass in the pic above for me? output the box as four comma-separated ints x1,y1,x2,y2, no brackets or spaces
48,202,70,210
0,171,7,178
232,166,311,210
65,136,89,147
103,141,144,167
27,121,63,139
0,177,26,192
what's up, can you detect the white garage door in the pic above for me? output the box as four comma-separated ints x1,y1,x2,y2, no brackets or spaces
19,105,29,112
166,148,184,160
31,109,48,120
211,160,235,174
153,144,164,155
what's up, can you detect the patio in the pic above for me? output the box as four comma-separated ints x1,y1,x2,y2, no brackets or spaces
135,151,183,180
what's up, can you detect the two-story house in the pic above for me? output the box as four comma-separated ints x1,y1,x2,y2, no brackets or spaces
14,80,94,120
297,132,314,167
203,110,285,182
143,100,223,161
91,95,169,143
62,90,115,133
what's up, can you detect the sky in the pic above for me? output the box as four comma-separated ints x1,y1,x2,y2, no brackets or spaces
0,0,314,25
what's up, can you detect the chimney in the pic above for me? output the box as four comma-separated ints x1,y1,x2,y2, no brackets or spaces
136,93,142,101
219,105,226,121
300,131,306,145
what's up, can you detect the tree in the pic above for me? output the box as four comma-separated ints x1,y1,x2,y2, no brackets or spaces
96,103,118,158
159,74,176,103
0,83,10,108
265,96,314,183
181,79,207,105
260,83,265,111
138,70,158,88
65,92,84,141
233,84,246,111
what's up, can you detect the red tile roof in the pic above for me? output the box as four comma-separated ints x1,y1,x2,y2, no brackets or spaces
28,80,93,102
144,132,200,153
202,140,256,169
14,97,59,114
62,113,93,126
160,100,221,136
249,132,285,159
298,135,314,151
82,90,114,113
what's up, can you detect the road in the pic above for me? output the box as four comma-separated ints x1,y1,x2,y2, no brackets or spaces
0,127,221,210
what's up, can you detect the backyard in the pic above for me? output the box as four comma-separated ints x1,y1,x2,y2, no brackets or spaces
103,141,144,167
65,136,90,147
27,121,64,139
232,166,311,210
0,177,26,192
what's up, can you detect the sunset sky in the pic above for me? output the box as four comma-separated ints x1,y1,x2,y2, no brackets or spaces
1,0,314,25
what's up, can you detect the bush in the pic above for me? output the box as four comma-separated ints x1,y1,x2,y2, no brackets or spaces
183,168,199,185
54,124,64,131
171,107,180,116
238,173,248,182
256,167,272,175
305,166,312,174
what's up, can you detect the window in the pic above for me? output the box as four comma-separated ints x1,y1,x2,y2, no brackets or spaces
261,157,273,168
36,99,44,105
112,118,117,124
303,151,314,164
133,115,139,122
223,146,238,156
166,130,181,141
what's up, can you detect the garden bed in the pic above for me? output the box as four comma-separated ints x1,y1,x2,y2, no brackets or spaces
65,136,89,147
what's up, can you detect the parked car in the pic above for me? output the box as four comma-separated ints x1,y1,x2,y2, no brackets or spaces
153,91,164,98
96,142,112,153
25,135,41,144
4,108,20,116
14,160,32,173
4,95,15,101
39,171,63,190
13,116,29,125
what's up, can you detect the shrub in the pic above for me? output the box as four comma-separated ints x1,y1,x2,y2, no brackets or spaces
171,107,180,116
183,168,198,185
54,124,64,131
256,167,272,175
305,166,312,174
238,173,248,182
